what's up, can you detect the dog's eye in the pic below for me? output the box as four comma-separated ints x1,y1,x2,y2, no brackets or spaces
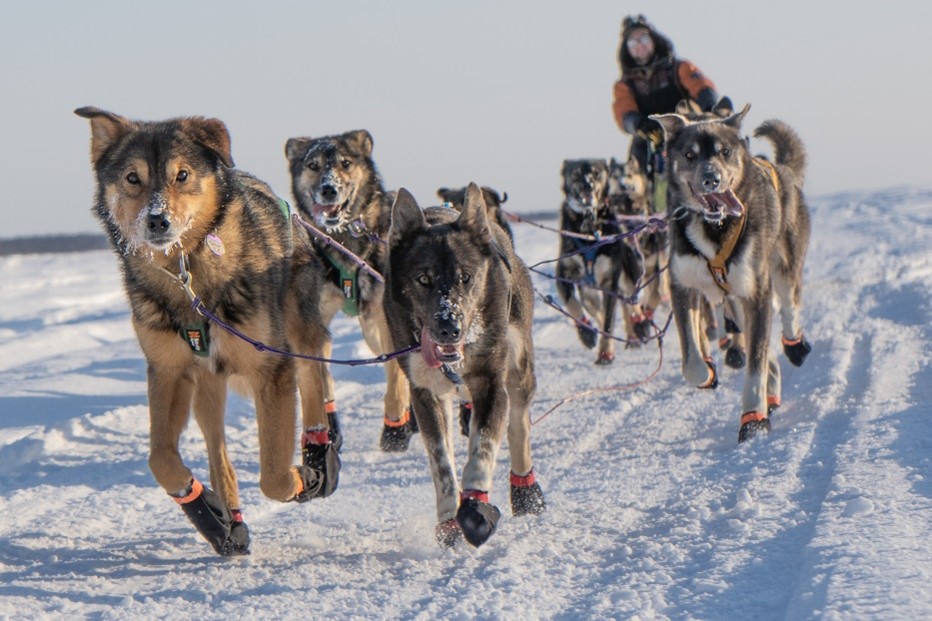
460,273,471,284
307,161,319,171
721,148,731,157
417,274,432,287
176,170,189,182
684,151,695,161
341,159,352,170
126,172,140,185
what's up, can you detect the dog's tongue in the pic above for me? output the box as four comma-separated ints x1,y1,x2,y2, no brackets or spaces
313,203,341,218
721,190,745,217
420,325,443,368
703,190,745,217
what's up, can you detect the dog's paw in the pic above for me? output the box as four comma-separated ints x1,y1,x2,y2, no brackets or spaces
175,479,251,556
326,411,343,453
595,351,615,365
737,412,771,443
510,474,546,517
632,317,653,341
435,519,464,548
725,316,741,334
783,335,812,367
379,410,416,452
698,358,719,390
458,401,472,437
576,317,598,349
725,346,746,369
456,493,501,548
294,441,341,502
767,396,780,416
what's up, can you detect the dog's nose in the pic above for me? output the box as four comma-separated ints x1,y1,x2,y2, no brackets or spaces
701,172,721,192
438,318,462,342
320,184,338,202
147,211,171,232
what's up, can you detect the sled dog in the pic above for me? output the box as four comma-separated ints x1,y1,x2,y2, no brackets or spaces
285,130,415,452
76,107,340,556
383,183,546,548
651,103,813,442
608,154,669,329
437,185,513,241
557,159,647,363
672,96,748,370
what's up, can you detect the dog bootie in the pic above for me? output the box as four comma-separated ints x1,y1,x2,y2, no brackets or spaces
632,314,653,342
293,431,341,502
698,358,719,390
173,478,250,556
725,346,746,369
782,334,812,367
738,411,771,443
435,519,464,548
456,491,501,548
326,405,343,453
576,316,598,349
379,409,416,452
595,351,615,365
767,396,780,416
459,402,472,437
510,470,546,516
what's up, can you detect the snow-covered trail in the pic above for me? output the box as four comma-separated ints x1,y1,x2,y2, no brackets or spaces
1,187,930,620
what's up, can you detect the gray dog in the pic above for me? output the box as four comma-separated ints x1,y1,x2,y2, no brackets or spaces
652,104,812,442
383,183,546,548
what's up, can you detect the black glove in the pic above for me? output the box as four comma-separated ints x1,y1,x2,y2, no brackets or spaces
636,116,664,145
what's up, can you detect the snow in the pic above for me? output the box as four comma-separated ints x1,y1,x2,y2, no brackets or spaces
1,186,930,620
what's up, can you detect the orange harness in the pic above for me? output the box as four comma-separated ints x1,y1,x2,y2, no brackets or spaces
706,158,781,294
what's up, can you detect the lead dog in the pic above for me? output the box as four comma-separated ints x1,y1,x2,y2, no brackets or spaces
76,107,340,555
285,130,416,452
652,104,812,442
383,183,545,548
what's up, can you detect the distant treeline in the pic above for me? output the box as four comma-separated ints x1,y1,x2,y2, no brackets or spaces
0,233,110,256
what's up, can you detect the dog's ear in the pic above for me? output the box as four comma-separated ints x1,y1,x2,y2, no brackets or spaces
181,117,234,168
347,130,374,157
389,187,426,246
285,137,313,163
651,113,688,143
713,96,735,118
481,187,503,207
722,103,751,130
74,106,134,166
458,182,493,242
674,98,702,116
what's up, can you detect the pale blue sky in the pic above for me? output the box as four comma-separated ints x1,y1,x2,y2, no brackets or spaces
2,1,929,237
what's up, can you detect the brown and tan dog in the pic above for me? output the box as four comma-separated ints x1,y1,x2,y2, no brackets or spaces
76,107,340,556
285,131,416,452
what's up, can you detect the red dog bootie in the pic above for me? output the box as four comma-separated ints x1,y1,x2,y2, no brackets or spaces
510,470,546,516
456,490,501,548
737,411,771,443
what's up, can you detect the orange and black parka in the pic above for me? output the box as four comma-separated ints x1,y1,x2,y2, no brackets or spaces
612,15,717,136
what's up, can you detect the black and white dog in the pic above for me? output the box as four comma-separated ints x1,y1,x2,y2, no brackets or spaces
652,104,813,442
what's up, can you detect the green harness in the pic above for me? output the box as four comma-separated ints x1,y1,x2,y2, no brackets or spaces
325,253,360,317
